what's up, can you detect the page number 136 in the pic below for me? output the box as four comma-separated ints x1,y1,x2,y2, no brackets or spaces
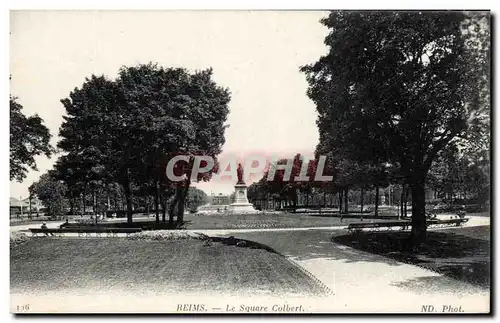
16,304,30,311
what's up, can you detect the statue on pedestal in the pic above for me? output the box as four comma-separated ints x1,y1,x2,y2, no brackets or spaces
228,162,257,213
236,163,245,185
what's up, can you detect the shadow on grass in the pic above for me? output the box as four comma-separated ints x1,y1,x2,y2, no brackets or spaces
196,233,280,255
224,230,403,266
332,230,490,288
390,275,484,295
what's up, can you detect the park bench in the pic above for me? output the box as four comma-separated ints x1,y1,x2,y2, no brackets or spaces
29,227,142,237
347,220,411,234
347,218,469,234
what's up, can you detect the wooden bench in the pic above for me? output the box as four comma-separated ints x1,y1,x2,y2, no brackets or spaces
347,221,411,234
347,218,469,234
29,227,142,237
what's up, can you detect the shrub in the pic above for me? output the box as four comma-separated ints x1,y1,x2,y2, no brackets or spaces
10,232,30,246
126,231,201,241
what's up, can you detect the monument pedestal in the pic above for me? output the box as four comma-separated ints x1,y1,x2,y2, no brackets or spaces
228,183,258,214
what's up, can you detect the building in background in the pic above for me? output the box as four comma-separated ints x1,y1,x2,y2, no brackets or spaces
209,193,231,206
10,196,42,218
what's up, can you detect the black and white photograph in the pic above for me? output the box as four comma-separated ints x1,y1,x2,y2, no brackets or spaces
9,8,491,314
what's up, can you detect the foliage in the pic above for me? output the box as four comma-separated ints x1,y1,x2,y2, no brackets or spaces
186,187,209,212
302,11,490,242
57,63,230,224
29,172,68,217
127,231,200,241
10,97,53,182
10,232,30,246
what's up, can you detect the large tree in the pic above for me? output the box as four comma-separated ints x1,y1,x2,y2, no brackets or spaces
117,64,230,224
29,171,68,217
302,11,490,243
58,75,125,217
186,187,209,212
58,64,230,224
10,97,53,182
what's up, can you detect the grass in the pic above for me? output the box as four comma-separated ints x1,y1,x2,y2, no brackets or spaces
63,213,398,230
10,237,326,297
332,226,490,288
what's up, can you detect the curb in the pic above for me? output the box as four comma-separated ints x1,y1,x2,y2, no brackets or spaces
286,257,335,297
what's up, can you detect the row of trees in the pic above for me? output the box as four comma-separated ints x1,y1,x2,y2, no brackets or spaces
247,146,489,216
27,169,208,219
52,63,229,225
247,153,393,215
300,11,490,243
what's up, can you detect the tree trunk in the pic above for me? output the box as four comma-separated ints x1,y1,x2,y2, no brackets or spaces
360,187,364,213
82,190,86,216
107,191,111,214
93,190,97,215
344,188,349,213
177,185,189,224
375,184,380,217
93,190,98,225
69,193,74,216
400,184,405,218
154,179,160,224
411,181,427,244
113,190,118,212
169,191,179,225
29,194,32,219
160,193,168,225
338,191,343,213
123,173,133,225
404,188,410,217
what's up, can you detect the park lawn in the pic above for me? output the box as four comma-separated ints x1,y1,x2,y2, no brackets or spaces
332,226,490,288
10,238,326,297
84,213,393,230
185,213,349,229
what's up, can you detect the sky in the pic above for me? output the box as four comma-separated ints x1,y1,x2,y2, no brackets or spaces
9,10,329,198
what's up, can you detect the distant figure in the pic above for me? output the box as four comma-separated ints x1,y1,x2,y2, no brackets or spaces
457,205,466,219
41,222,54,236
59,219,69,229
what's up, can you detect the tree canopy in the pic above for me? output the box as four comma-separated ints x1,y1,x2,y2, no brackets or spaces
302,11,490,242
57,63,231,224
10,97,53,182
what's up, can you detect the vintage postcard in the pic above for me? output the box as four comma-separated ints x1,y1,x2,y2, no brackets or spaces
9,10,491,314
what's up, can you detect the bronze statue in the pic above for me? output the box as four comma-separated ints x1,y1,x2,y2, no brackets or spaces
236,163,245,184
